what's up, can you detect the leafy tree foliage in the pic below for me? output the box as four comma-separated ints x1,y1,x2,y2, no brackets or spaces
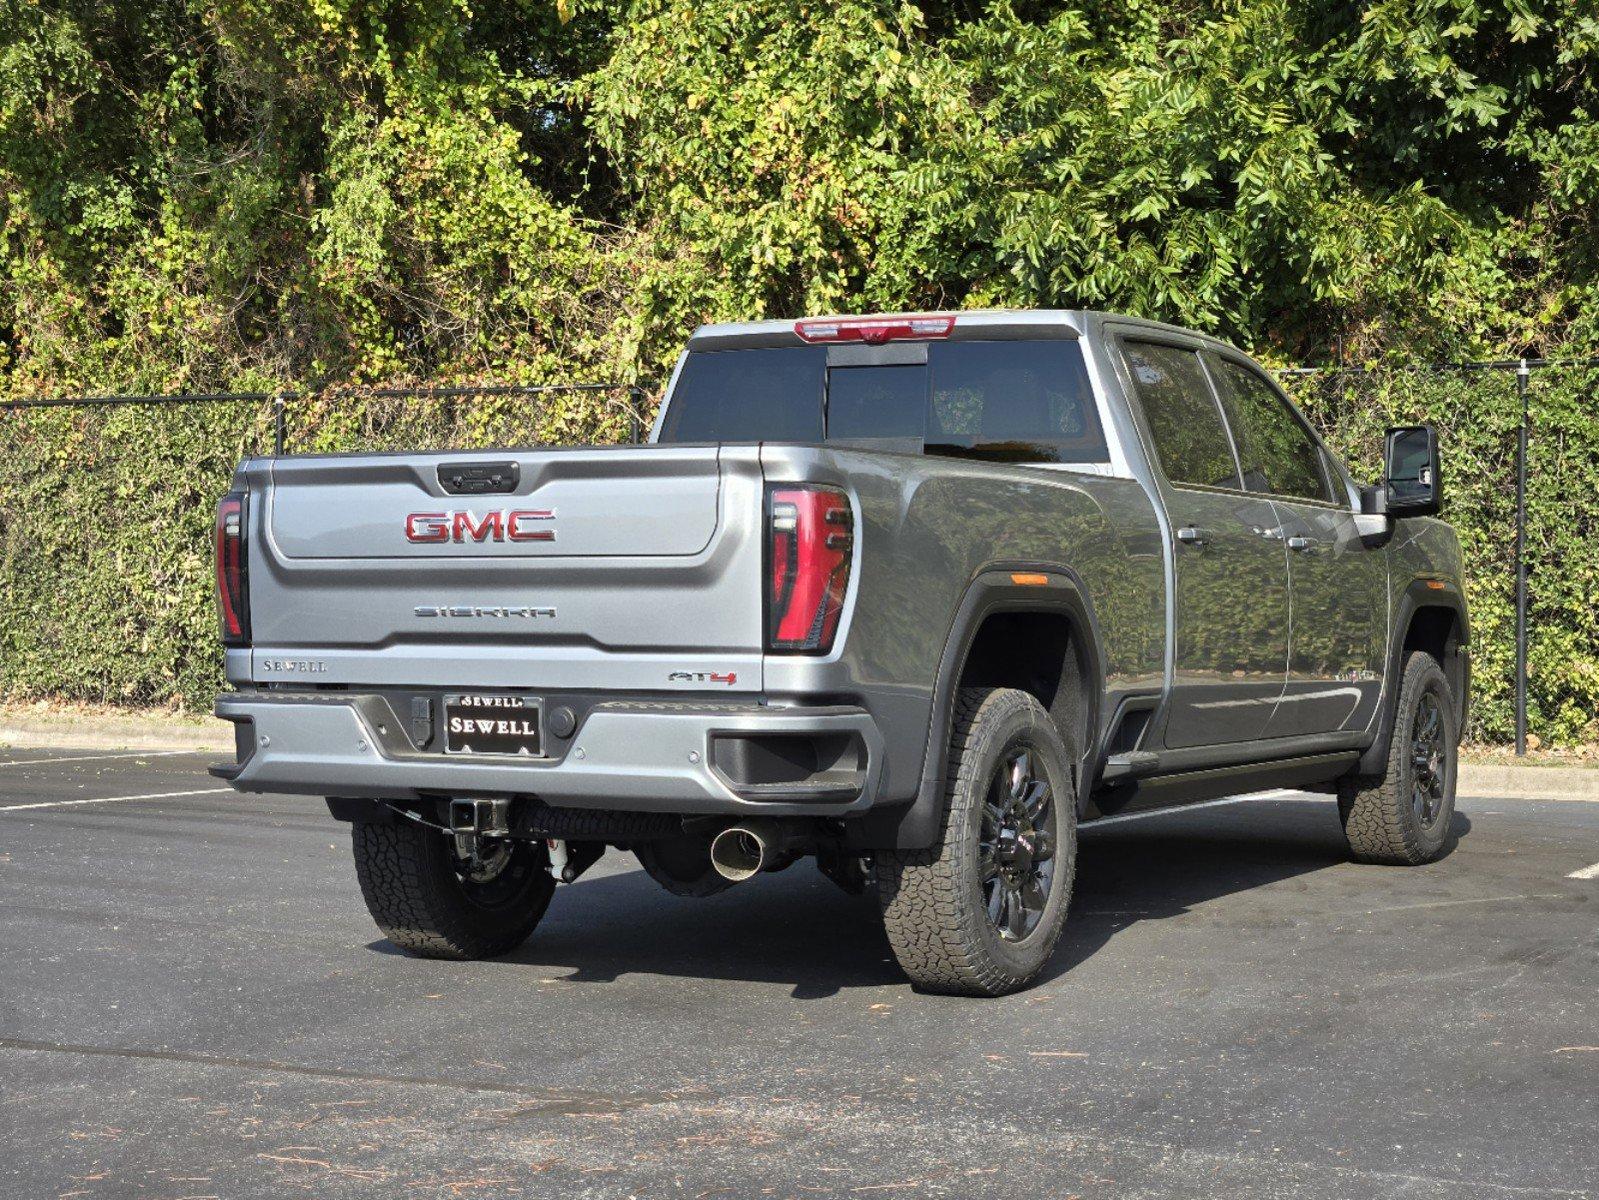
590,0,1599,364
2,0,1597,741
5,0,1597,384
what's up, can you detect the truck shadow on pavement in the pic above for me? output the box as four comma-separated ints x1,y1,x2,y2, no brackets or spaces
368,796,1468,998
1044,797,1471,987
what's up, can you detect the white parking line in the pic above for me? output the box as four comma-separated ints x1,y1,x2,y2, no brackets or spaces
0,788,231,814
0,750,193,769
1086,789,1303,828
1567,862,1599,881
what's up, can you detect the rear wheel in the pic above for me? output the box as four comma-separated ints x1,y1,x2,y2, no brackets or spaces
877,687,1077,996
352,819,554,958
1338,651,1459,865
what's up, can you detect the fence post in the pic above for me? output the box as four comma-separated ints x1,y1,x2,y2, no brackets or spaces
1514,359,1529,756
628,386,644,444
272,393,288,456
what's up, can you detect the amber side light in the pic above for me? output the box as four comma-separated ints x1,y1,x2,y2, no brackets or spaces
1425,579,1447,590
1011,573,1050,587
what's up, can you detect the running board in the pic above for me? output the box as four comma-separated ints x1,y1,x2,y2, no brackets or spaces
1088,751,1358,819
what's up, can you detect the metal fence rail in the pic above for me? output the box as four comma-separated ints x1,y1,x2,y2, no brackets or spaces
0,381,651,451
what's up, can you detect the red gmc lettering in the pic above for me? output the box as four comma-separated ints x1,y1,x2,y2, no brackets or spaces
452,510,504,542
405,512,449,543
406,509,555,544
507,510,556,542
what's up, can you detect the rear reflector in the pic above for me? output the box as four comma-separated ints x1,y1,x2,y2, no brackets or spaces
793,315,955,345
215,492,250,645
767,486,853,653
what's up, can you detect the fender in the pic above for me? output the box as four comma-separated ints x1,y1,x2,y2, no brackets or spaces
1354,575,1470,778
847,565,1106,851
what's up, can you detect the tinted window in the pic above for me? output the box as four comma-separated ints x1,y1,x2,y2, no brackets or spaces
1319,446,1351,503
1122,342,1240,489
925,340,1106,463
827,364,926,443
657,346,825,442
659,339,1107,463
1211,359,1331,502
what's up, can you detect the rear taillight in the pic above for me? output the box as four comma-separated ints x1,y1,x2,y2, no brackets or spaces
215,492,250,645
766,486,853,653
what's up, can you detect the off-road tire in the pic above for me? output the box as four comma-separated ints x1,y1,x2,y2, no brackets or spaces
352,820,555,958
1338,651,1459,865
876,687,1078,997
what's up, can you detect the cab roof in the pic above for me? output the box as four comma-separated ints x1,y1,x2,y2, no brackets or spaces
685,309,1245,356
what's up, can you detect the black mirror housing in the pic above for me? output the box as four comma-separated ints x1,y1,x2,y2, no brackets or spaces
1383,425,1442,517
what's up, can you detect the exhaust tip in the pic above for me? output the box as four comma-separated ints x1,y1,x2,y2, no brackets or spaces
709,826,766,882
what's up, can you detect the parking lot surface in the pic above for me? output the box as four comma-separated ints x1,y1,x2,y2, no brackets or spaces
1,747,1595,1199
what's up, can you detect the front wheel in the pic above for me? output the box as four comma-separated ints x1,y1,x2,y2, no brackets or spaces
351,819,555,958
877,687,1078,997
1338,651,1459,865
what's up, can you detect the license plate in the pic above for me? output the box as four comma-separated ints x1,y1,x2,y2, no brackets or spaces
444,694,541,756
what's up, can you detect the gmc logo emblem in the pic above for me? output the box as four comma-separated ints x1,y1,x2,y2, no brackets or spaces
405,510,555,544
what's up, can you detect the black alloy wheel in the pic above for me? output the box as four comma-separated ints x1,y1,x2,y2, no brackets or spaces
979,748,1058,941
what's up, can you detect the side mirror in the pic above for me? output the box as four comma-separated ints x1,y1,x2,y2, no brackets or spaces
1382,425,1442,517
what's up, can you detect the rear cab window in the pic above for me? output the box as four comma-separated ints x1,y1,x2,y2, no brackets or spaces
656,346,824,443
658,340,1109,466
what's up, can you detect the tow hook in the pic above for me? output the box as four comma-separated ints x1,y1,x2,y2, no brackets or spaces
449,798,509,868
546,838,604,884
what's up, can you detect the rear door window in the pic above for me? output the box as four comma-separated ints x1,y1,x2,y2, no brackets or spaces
1209,358,1333,502
658,339,1107,464
924,340,1105,463
1121,342,1242,490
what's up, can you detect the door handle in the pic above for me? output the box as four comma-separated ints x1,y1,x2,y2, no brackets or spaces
1175,526,1213,546
1286,535,1321,553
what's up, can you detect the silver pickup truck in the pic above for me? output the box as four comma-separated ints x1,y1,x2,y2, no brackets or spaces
211,310,1468,996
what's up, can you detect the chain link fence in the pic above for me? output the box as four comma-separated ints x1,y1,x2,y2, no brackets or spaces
1277,359,1599,751
3,363,1596,749
0,383,645,707
0,382,649,455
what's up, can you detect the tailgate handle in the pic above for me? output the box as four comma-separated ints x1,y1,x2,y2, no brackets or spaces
438,461,520,495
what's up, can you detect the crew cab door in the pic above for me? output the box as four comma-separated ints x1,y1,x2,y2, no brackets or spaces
1202,352,1387,737
1116,338,1290,747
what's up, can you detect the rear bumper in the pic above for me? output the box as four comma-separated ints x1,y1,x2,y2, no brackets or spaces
211,691,885,816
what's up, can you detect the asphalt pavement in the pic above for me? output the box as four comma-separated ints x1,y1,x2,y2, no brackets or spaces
1,747,1595,1199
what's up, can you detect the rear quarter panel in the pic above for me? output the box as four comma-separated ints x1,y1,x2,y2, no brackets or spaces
760,445,1166,803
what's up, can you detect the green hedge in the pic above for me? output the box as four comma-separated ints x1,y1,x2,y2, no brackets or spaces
2,367,1594,746
0,389,633,712
1284,365,1599,746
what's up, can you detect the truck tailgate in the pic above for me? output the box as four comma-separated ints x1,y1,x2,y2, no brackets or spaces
243,445,765,693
